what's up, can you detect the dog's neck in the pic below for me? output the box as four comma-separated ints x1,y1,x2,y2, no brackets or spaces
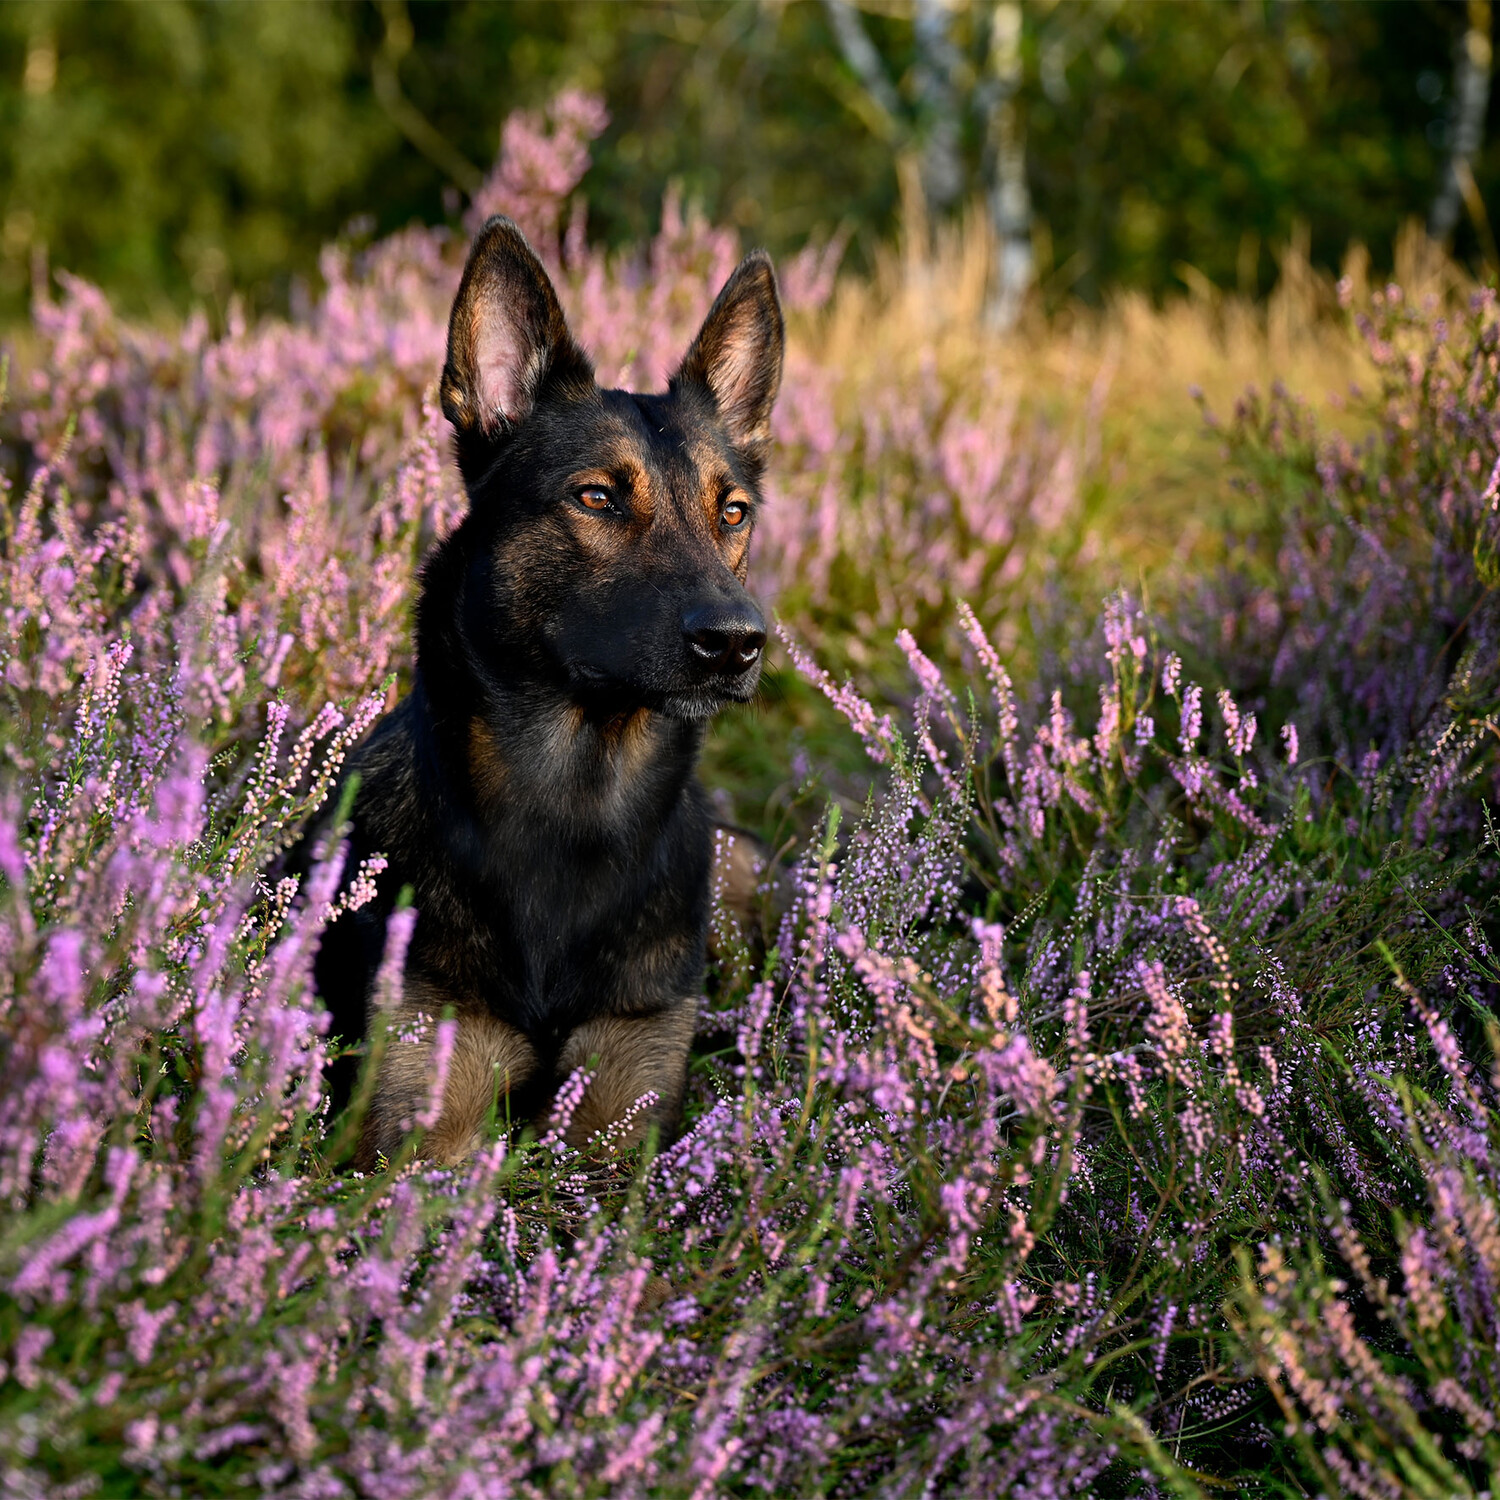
471,687,697,818
411,663,703,849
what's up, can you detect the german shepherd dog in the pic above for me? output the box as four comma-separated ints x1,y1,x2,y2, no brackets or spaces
311,216,783,1167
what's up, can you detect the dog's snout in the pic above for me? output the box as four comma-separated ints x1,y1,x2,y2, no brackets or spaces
682,600,766,674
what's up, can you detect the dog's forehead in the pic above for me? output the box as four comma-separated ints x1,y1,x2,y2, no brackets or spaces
592,388,731,482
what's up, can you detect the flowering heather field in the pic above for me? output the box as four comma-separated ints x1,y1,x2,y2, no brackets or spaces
2,95,1500,1499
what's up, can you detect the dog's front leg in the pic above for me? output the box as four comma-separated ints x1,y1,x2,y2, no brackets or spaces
362,995,538,1168
554,997,698,1149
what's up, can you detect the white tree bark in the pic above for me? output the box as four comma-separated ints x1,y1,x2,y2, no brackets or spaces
823,0,1036,312
1431,0,1493,244
985,0,1033,328
912,0,967,214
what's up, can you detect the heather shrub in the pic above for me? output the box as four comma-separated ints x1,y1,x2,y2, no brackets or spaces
1232,975,1500,1500
1182,279,1500,774
1,92,1499,1499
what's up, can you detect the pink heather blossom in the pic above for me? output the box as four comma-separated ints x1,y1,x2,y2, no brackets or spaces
1179,682,1203,749
1217,687,1257,758
416,1016,458,1132
983,1031,1060,1117
777,622,899,764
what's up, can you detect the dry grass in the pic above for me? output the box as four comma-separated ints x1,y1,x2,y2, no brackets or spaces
805,207,1471,584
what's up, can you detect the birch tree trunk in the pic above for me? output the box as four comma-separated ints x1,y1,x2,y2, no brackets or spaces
985,0,1033,328
1430,0,1493,247
912,0,966,215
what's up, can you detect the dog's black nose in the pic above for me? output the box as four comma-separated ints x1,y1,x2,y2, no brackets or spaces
682,601,766,674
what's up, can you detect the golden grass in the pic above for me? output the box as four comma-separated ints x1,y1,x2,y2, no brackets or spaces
805,207,1472,583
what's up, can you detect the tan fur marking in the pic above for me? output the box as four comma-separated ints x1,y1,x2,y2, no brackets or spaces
424,1012,538,1162
618,454,655,519
532,703,587,767
364,984,538,1167
684,447,753,576
467,718,508,806
554,997,698,1148
440,375,472,429
599,707,658,781
639,1276,673,1314
696,478,737,527
566,467,619,489
726,526,751,581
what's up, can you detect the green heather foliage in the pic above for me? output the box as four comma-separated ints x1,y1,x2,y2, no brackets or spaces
1,94,1500,1498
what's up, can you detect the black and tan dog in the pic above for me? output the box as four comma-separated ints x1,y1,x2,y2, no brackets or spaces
311,216,782,1166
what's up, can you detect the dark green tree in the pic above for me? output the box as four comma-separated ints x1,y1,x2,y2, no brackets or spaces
0,0,1491,324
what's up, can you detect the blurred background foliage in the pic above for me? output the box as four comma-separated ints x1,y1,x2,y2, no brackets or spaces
0,0,1492,325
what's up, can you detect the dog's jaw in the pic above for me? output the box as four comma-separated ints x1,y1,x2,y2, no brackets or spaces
559,657,762,724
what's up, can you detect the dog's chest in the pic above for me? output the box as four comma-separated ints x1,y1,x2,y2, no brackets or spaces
416,808,709,1035
354,696,711,1037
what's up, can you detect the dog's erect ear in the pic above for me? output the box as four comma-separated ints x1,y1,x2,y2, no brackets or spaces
440,217,592,459
673,250,785,463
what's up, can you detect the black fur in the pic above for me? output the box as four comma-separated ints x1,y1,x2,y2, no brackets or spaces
310,217,784,1155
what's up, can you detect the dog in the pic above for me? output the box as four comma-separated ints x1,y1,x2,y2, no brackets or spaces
309,215,783,1167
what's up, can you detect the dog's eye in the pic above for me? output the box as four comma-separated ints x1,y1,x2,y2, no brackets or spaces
721,499,748,528
577,486,614,512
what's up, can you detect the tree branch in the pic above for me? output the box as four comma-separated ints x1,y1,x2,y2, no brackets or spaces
821,0,904,127
372,0,485,197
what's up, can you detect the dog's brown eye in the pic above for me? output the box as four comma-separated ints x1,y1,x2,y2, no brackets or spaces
577,487,614,512
721,499,748,527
